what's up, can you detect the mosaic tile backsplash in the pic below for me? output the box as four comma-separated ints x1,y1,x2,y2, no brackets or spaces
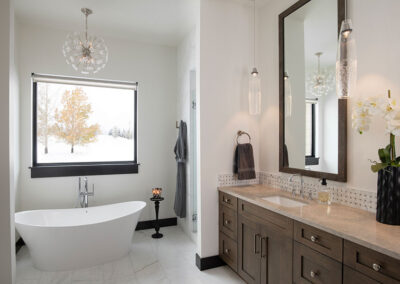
218,172,377,213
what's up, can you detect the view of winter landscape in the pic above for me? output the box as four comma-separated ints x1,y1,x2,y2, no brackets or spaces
36,81,135,163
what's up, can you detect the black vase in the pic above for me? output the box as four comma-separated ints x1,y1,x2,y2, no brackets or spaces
376,166,400,225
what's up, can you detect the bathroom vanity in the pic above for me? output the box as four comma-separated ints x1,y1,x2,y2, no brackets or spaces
218,185,400,284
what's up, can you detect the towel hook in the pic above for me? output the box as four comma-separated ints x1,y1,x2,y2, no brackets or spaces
236,130,251,144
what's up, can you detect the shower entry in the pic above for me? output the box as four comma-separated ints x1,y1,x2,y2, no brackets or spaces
189,70,197,233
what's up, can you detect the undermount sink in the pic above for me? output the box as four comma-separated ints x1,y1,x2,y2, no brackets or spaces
261,195,307,208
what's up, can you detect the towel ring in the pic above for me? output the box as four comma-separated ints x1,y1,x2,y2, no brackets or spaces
236,130,251,144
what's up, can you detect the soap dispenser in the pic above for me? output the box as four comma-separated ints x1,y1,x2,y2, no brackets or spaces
318,178,331,205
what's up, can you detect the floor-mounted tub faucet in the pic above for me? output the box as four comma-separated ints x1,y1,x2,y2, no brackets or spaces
288,174,304,199
79,177,94,208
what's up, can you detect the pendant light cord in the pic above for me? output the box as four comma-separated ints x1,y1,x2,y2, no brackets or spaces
85,13,88,43
253,0,256,67
345,0,347,19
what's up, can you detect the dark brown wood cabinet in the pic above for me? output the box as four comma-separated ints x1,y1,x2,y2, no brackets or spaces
344,240,400,284
260,221,292,284
219,204,237,240
293,242,342,284
238,200,293,284
219,230,237,272
343,266,380,284
294,221,343,262
218,192,238,272
238,214,261,284
218,190,400,283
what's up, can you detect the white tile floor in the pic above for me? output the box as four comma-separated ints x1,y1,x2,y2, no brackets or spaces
16,226,245,284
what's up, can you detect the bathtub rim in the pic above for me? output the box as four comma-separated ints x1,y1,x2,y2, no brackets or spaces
15,200,146,229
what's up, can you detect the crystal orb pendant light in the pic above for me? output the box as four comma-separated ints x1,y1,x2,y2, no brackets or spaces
336,0,357,99
312,52,330,98
63,8,108,75
248,0,261,115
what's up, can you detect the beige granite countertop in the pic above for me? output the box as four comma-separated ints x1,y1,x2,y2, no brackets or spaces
218,184,400,260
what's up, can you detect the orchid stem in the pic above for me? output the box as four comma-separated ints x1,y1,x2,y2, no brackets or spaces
391,133,396,161
388,90,396,161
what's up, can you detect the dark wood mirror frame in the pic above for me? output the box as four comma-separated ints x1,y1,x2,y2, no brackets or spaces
278,0,347,182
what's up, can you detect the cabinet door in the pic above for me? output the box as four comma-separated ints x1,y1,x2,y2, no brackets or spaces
260,222,293,284
238,214,261,284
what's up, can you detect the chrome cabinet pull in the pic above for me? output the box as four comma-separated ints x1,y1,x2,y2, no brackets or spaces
223,197,231,204
254,234,260,254
310,270,319,278
261,237,267,258
372,263,381,272
224,219,231,225
310,235,318,243
224,248,231,255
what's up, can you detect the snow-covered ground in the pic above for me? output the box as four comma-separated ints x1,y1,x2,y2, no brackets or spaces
37,135,134,163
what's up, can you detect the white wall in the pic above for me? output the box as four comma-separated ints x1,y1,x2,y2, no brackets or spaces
176,28,198,243
198,0,260,257
16,23,178,222
0,0,16,282
259,0,400,191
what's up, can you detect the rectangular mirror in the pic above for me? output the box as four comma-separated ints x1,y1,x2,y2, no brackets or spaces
279,0,347,181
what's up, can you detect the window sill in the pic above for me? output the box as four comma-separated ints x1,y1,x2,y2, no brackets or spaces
30,163,139,178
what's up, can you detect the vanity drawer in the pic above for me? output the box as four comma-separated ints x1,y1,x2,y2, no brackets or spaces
294,221,343,262
343,266,380,284
219,232,237,272
239,199,293,237
294,242,342,284
219,204,237,240
344,240,400,283
219,191,237,211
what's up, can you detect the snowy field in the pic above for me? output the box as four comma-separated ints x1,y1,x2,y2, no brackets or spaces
37,135,134,163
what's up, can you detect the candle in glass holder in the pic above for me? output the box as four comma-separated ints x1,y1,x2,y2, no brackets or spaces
152,188,162,198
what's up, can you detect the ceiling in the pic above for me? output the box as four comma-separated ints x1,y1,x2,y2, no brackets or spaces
14,0,199,46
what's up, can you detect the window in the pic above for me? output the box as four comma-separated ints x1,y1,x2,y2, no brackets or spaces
31,74,138,178
305,100,319,166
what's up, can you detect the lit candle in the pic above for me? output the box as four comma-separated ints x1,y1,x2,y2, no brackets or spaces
152,188,162,197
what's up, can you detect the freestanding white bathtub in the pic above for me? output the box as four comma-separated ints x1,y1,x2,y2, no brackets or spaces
15,201,146,271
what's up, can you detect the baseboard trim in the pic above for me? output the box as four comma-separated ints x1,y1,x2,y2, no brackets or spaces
195,253,225,271
135,217,177,231
16,238,25,254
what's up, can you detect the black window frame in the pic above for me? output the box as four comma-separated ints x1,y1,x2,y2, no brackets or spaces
305,101,319,166
30,73,139,178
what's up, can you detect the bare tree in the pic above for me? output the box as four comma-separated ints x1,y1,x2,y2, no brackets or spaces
37,84,53,154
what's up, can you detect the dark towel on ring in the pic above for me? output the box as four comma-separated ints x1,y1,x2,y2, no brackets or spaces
234,143,256,180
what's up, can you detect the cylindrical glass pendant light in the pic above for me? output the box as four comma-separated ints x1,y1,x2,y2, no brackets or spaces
284,72,292,117
336,0,357,99
249,0,261,115
249,68,261,115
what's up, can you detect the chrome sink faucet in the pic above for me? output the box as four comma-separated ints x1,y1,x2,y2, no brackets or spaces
79,177,94,208
288,174,304,199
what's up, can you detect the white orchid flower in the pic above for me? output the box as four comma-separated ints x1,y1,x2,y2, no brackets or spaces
352,99,373,134
386,110,400,136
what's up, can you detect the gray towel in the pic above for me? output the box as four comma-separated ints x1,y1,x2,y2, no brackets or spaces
234,143,256,180
283,144,289,167
174,120,187,218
